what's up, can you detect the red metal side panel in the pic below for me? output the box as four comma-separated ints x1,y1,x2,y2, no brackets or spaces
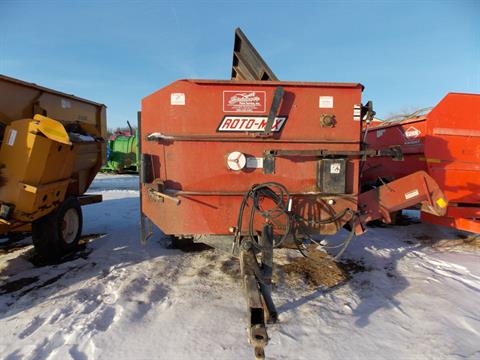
424,93,480,204
141,80,363,236
362,117,428,184
421,212,480,234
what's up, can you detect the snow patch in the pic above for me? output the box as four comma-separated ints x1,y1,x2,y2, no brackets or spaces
0,174,479,359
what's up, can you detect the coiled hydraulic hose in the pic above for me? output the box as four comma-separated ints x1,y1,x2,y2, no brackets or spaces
234,182,292,251
233,182,357,260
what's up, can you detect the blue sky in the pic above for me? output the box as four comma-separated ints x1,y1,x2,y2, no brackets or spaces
1,0,479,128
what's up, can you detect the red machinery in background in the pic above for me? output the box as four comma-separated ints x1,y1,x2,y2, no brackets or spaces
363,93,480,233
138,29,448,359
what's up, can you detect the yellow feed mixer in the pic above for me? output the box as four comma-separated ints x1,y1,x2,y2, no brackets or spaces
0,74,106,261
0,115,75,222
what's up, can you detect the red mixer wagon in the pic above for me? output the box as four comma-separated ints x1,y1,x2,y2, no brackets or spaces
137,28,447,359
363,93,480,233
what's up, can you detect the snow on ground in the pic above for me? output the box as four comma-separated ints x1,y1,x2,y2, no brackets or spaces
0,174,479,360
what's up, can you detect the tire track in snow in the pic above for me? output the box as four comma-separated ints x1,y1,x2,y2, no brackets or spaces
410,251,480,293
3,238,201,360
4,261,135,359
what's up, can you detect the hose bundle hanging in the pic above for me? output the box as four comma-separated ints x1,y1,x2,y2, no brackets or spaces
234,182,292,251
233,182,357,260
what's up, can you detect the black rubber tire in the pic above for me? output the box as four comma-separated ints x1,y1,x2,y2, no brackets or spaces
32,197,83,261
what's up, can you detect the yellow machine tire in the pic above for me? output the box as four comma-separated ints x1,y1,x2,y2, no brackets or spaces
32,197,83,261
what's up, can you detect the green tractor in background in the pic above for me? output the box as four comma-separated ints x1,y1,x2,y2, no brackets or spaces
102,121,138,173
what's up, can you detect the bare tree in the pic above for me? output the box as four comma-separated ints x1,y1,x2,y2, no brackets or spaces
384,106,432,122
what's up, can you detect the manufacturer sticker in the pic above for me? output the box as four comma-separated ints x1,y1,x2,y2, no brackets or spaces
404,126,421,139
330,163,341,174
405,189,419,200
217,116,287,132
170,93,185,105
376,129,386,138
223,91,266,113
319,96,334,108
7,129,17,146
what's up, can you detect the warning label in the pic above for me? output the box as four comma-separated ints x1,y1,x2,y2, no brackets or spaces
223,91,266,113
7,129,17,146
405,189,419,200
170,93,185,105
319,96,334,109
61,99,71,109
217,116,287,132
330,163,341,174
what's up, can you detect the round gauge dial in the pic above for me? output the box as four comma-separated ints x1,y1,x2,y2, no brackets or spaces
226,151,246,171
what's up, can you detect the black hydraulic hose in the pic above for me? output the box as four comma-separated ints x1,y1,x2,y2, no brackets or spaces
293,211,357,263
233,182,356,257
294,207,350,226
238,182,292,250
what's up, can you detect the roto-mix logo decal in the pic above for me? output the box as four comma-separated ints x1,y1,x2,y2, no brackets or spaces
217,116,288,132
223,90,266,113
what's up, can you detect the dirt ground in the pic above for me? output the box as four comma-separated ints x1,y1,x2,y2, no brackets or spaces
192,243,368,291
414,233,480,252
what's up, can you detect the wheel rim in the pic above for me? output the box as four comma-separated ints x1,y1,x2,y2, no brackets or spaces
62,208,80,244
